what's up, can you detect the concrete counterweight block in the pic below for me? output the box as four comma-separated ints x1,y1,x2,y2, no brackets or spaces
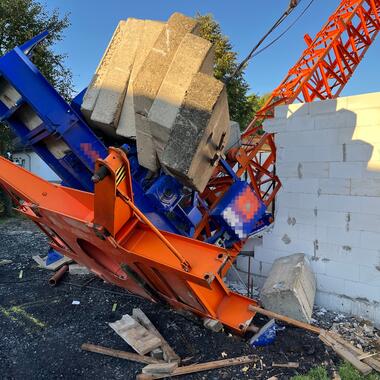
133,13,200,171
116,20,165,139
260,253,316,323
90,18,144,133
81,20,129,120
149,33,214,160
161,72,230,192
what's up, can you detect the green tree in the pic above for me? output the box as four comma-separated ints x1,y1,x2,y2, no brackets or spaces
196,14,261,128
0,0,73,155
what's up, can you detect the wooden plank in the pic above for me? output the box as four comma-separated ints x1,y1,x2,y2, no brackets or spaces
132,308,180,363
328,332,380,372
248,305,321,334
272,362,299,368
109,314,162,355
319,332,372,375
81,343,163,364
136,355,256,379
142,362,178,375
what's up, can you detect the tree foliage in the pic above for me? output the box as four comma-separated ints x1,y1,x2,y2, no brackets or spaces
196,14,263,129
0,0,73,155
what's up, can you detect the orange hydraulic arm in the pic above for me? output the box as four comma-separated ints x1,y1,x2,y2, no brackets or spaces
197,0,380,235
0,151,258,334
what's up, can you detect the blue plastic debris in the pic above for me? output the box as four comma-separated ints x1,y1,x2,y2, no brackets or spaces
45,248,64,266
249,319,277,347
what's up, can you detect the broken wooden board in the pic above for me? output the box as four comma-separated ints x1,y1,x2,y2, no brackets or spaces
327,331,380,372
272,362,299,369
136,355,256,379
132,308,180,363
109,314,162,355
142,362,178,375
81,343,163,365
319,331,372,375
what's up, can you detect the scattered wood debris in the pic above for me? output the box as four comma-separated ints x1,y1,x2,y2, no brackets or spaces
136,355,256,379
81,343,163,364
249,304,380,374
109,314,162,355
132,308,180,363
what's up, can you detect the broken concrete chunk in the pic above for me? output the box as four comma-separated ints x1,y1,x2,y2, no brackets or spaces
134,13,200,171
117,20,165,139
142,362,178,375
149,33,214,160
69,264,90,275
161,72,230,192
225,121,241,151
90,19,144,133
203,318,223,333
260,253,316,323
81,20,129,119
109,314,162,355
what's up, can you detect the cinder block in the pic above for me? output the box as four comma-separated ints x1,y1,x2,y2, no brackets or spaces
263,118,286,133
117,20,165,138
260,253,316,323
316,273,345,295
351,178,380,197
315,210,347,228
90,19,144,133
285,115,315,132
360,230,380,250
133,13,199,170
314,110,356,130
347,92,380,110
149,33,214,159
162,73,230,192
318,178,350,195
276,162,330,179
350,212,380,233
344,279,380,303
278,145,342,163
355,108,380,127
281,178,319,194
359,265,380,286
344,141,373,162
309,97,348,115
329,162,364,179
324,259,360,281
81,21,129,119
326,227,361,248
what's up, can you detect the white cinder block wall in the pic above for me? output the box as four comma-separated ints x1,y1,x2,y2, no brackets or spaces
237,92,380,326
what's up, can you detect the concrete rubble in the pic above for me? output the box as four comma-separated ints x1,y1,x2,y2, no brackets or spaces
260,253,316,323
82,12,231,192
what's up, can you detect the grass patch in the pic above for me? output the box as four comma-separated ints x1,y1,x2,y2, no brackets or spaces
292,363,380,380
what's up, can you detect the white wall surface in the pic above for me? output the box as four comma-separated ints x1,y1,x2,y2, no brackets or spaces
237,92,380,326
12,151,60,183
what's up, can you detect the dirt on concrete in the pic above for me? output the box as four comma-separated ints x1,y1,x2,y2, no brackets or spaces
0,216,342,379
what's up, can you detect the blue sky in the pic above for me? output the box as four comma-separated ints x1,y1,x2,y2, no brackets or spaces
45,0,380,97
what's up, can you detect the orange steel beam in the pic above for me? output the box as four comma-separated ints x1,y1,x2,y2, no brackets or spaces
198,0,380,227
0,153,258,334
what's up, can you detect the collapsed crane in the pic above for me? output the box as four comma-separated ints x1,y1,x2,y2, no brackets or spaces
0,0,379,333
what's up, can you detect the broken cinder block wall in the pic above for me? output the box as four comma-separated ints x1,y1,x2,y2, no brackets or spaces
237,92,380,327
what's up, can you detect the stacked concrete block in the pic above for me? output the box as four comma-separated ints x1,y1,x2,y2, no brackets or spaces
117,20,165,139
133,13,200,171
81,21,130,120
237,92,380,326
90,19,144,133
149,33,214,160
161,73,230,192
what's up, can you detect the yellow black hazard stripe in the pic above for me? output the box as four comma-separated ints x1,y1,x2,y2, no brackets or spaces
115,165,126,186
